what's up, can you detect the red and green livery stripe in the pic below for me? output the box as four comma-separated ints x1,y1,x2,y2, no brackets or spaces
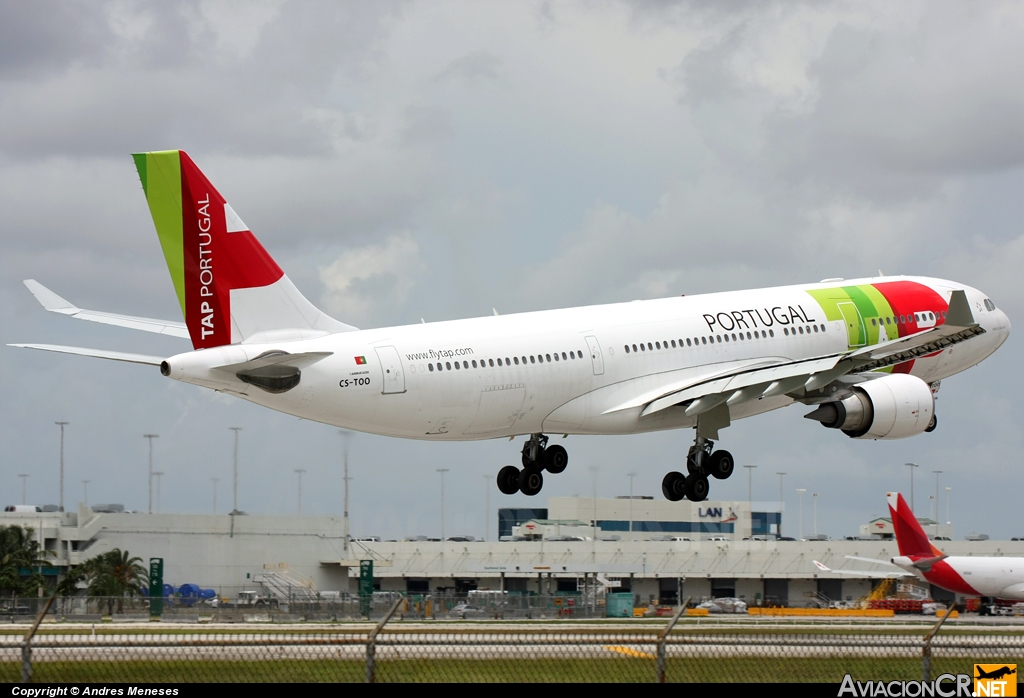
806,281,949,373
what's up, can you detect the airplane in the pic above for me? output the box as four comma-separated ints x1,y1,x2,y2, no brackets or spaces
884,492,1024,600
9,150,1012,503
976,666,1017,681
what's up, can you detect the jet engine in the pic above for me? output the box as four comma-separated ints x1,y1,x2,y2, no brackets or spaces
804,373,934,440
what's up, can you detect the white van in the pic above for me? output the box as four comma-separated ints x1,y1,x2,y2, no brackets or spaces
4,505,41,512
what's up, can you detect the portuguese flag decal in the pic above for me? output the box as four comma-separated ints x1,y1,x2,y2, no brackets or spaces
354,356,367,365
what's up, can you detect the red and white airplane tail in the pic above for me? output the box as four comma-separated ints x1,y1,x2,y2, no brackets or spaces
886,492,944,559
133,150,355,348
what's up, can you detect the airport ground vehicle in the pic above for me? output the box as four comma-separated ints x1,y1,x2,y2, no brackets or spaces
12,151,1010,502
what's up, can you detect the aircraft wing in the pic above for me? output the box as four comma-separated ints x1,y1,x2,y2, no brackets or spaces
8,343,164,366
23,280,190,339
633,289,981,419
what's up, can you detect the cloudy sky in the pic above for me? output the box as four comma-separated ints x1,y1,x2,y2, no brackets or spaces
1,1,1021,543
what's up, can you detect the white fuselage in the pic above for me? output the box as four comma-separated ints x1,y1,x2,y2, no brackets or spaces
164,276,1010,441
894,556,1024,600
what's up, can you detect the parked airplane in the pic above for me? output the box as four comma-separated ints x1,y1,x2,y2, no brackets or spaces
10,151,1012,502
818,493,1024,600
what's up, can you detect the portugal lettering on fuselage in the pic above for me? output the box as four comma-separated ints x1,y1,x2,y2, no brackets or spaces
196,193,214,339
703,305,817,332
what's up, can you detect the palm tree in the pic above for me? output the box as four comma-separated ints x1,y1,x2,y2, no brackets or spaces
0,525,53,599
82,549,148,614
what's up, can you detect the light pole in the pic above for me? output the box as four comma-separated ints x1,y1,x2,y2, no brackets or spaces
812,493,819,536
339,430,353,553
437,468,449,541
743,465,757,504
932,470,942,537
55,421,68,511
905,462,919,511
153,471,164,513
211,477,219,513
18,474,29,504
627,472,637,540
229,427,242,514
483,474,491,542
144,434,158,514
945,486,952,528
776,472,786,538
294,469,306,514
796,488,806,539
81,480,90,508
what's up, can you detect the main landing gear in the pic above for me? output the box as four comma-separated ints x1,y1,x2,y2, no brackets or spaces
496,433,568,497
661,436,734,503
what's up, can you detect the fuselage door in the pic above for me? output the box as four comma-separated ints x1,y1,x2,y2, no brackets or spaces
837,302,867,348
585,335,605,376
374,345,406,394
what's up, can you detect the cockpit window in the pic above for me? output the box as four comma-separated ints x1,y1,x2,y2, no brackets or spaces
984,298,996,311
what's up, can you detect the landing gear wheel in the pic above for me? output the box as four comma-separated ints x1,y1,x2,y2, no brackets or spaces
497,466,521,495
519,468,543,496
708,450,735,480
662,471,687,502
684,474,710,502
541,445,568,473
925,414,937,433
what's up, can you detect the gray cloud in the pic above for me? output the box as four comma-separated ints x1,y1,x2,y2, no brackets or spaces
1,0,1021,543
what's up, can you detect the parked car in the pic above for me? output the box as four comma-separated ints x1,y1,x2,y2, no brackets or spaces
450,604,482,618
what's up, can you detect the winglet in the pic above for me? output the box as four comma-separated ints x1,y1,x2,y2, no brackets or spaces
24,280,77,315
813,560,831,572
944,290,976,327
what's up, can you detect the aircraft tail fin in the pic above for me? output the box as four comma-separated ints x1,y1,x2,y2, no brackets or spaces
132,150,355,349
886,492,943,558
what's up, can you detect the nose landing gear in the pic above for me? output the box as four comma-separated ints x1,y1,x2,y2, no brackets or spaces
496,433,569,497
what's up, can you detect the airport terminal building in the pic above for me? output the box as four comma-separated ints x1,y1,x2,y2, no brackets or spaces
0,496,997,607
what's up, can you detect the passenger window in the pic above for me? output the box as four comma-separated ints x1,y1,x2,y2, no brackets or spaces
724,334,730,342
686,338,691,346
640,344,646,351
647,342,653,351
554,353,560,361
445,362,451,370
747,332,752,339
514,357,519,365
464,361,469,369
489,359,494,367
546,354,551,362
522,356,527,364
455,362,460,370
671,340,677,348
769,330,775,337
562,352,568,360
472,360,477,368
428,363,434,372
798,326,803,335
701,337,707,345
625,345,630,353
656,342,661,350
716,335,721,343
530,356,536,364
732,333,737,341
813,325,818,333
784,328,789,336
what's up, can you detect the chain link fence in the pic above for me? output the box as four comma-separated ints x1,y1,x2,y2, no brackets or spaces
2,599,1022,683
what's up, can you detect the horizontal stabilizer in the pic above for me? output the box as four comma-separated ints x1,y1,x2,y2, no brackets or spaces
814,559,910,578
24,280,189,339
213,351,333,374
8,343,164,366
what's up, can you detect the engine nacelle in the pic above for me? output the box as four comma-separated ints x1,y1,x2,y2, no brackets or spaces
804,373,935,440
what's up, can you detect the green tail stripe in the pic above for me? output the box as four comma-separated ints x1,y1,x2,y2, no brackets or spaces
133,151,185,318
